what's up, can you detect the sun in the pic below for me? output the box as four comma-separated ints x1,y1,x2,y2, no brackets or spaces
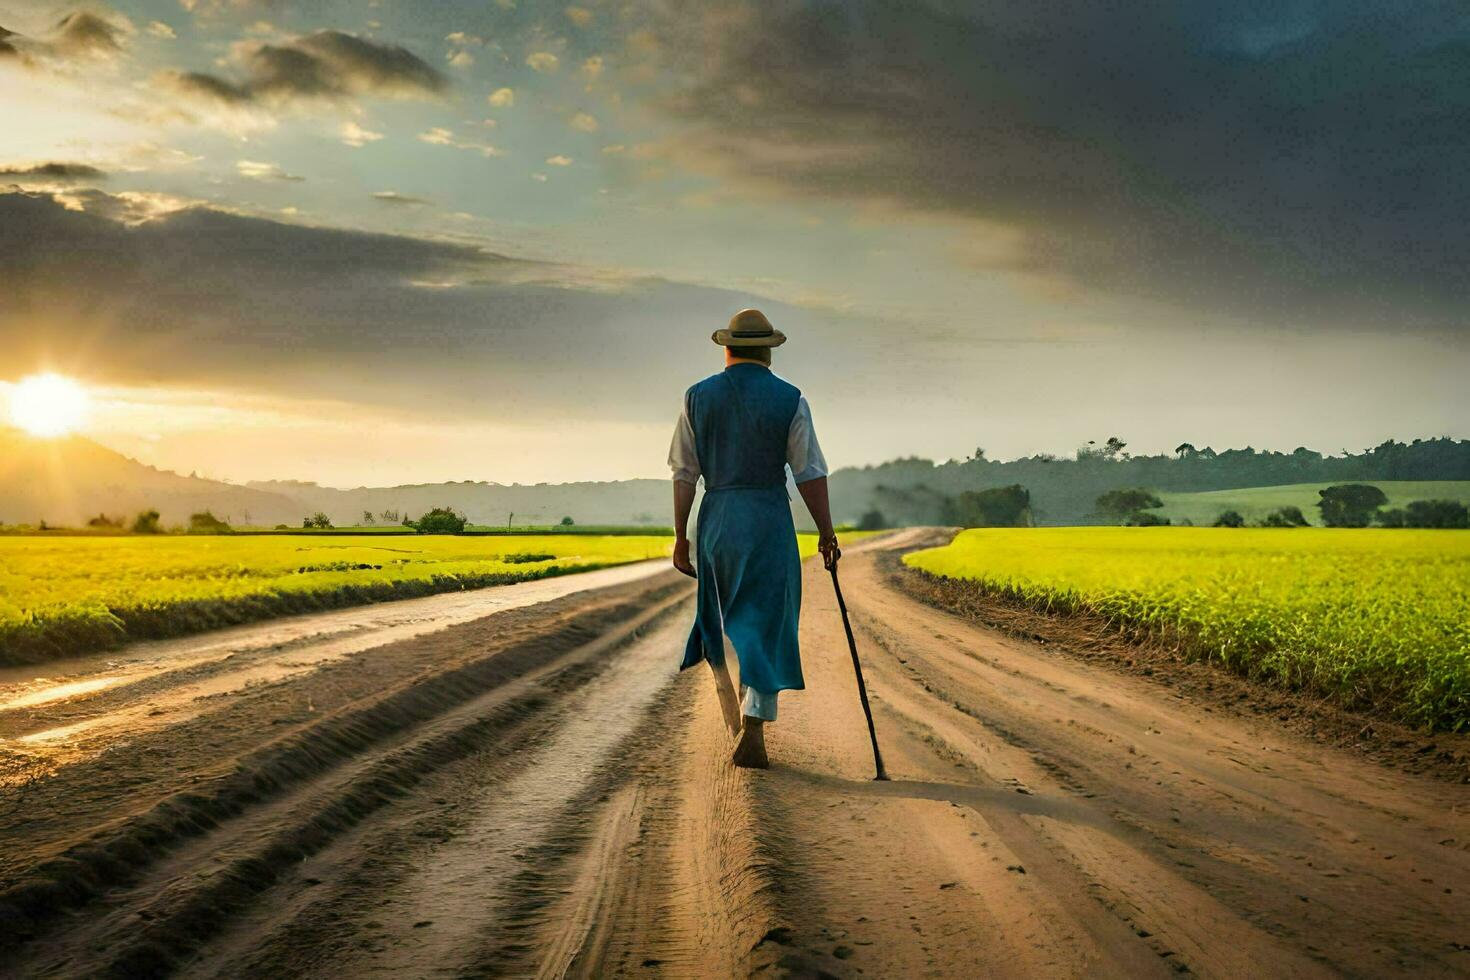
9,373,91,438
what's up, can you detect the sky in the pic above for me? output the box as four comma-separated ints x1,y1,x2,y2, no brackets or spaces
0,0,1466,487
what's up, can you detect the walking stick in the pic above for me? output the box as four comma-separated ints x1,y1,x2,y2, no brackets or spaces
827,556,889,781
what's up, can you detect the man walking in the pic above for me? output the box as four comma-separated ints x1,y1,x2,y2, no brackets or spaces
668,309,840,768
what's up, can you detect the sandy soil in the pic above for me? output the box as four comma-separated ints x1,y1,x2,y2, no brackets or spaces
2,532,1467,978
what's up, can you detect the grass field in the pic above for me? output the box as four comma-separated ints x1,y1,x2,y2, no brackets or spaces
1156,480,1470,527
0,530,850,664
904,528,1470,731
0,534,673,664
232,524,677,536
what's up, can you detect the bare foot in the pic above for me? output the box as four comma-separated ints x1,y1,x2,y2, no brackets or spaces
732,717,769,769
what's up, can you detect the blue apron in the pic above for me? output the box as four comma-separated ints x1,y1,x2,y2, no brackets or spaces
679,363,805,696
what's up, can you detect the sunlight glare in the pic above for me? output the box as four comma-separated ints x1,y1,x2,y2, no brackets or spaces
9,373,90,438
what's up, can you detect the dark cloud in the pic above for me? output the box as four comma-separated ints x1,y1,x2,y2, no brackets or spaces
160,70,251,105
371,191,433,206
0,11,130,63
633,1,1470,332
51,11,128,58
0,190,849,422
159,29,447,109
0,162,107,183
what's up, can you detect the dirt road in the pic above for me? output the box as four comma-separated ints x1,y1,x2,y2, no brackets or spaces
3,532,1467,978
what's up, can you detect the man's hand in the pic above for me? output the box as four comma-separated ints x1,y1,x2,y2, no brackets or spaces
672,537,697,578
819,532,841,570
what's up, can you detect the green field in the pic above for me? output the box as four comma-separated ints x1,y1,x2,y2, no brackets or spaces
0,534,673,664
234,524,676,536
0,530,850,664
904,528,1470,731
1156,481,1470,527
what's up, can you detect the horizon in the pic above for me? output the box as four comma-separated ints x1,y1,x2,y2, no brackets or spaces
2,1,1467,487
5,421,1467,494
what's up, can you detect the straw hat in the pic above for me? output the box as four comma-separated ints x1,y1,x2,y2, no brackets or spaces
712,308,786,348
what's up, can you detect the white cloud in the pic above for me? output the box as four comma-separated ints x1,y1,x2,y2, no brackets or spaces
236,159,304,181
601,144,626,154
569,112,598,132
117,142,204,170
488,87,515,107
419,128,503,157
526,52,559,73
546,155,572,166
532,172,548,182
448,49,475,68
147,21,177,39
581,55,604,79
566,7,594,27
446,32,484,46
340,120,384,147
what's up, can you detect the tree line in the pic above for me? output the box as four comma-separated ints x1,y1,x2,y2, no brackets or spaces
1094,484,1467,529
832,437,1470,526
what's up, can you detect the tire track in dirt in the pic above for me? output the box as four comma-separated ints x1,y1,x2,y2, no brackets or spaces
1,572,692,970
0,561,673,783
741,532,1469,978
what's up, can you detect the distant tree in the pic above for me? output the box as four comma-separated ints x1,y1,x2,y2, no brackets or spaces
1317,484,1387,527
274,524,290,530
1377,508,1407,528
972,447,987,461
1104,436,1128,460
953,485,1032,527
1259,505,1310,528
857,508,887,531
188,510,230,534
1094,488,1163,523
303,512,333,529
380,508,399,523
560,515,575,526
1127,511,1170,526
413,507,468,534
132,509,162,534
87,513,123,529
1400,499,1469,529
1213,510,1245,528
362,511,376,525
1174,443,1197,459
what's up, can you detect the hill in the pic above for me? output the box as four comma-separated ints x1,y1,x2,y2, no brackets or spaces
3,428,1468,530
1156,481,1470,527
243,478,672,528
0,428,300,527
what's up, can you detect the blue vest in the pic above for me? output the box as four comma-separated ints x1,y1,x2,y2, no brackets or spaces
680,363,806,695
685,363,801,491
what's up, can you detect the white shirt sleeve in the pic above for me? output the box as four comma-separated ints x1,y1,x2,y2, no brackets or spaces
787,396,828,484
668,400,700,484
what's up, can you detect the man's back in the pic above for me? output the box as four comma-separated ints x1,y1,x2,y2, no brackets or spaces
684,364,801,493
